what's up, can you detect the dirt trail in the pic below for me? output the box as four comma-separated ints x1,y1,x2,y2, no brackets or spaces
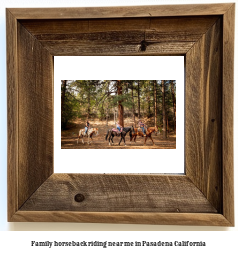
61,118,176,149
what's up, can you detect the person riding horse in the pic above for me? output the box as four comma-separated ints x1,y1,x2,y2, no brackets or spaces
116,122,123,133
138,119,146,136
85,120,90,135
105,125,134,146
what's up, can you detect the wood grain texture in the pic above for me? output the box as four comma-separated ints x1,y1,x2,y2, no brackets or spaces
17,23,54,208
222,4,235,226
20,17,218,34
20,174,217,213
19,17,218,56
186,18,223,212
8,3,233,19
11,211,232,226
38,41,194,56
7,9,18,221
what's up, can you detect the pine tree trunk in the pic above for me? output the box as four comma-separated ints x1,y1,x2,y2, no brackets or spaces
167,117,169,133
106,82,109,126
132,82,136,126
137,81,140,119
106,105,108,126
117,80,124,127
61,80,66,113
87,81,90,119
114,107,116,124
162,80,167,138
154,80,157,127
147,84,151,118
87,95,90,119
61,80,67,129
171,81,176,133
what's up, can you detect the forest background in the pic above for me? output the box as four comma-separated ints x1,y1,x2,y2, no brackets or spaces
61,80,176,148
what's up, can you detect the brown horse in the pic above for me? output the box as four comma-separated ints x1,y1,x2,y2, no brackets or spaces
130,126,158,145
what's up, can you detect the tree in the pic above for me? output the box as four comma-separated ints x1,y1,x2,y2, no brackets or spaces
61,80,78,130
171,80,176,133
154,80,157,127
162,80,167,138
131,81,136,126
117,80,124,127
61,80,67,129
106,81,110,126
86,80,91,119
137,80,141,119
146,81,151,117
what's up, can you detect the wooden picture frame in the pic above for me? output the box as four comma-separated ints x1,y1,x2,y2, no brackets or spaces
7,3,234,226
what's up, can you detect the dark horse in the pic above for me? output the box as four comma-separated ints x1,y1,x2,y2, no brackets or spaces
105,126,134,146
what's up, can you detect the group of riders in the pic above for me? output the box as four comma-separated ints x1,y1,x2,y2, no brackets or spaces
116,120,146,136
84,119,147,136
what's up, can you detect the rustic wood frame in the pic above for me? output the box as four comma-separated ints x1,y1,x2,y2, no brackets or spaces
7,4,234,226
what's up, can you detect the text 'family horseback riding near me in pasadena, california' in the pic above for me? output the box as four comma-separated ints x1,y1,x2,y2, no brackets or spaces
55,56,184,174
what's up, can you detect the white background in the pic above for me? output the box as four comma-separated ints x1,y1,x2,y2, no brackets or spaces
55,56,184,174
0,0,237,252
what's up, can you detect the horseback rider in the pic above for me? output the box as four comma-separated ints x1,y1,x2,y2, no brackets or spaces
85,120,90,135
116,121,123,133
138,119,146,136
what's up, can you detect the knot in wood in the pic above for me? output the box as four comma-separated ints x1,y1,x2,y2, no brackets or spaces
74,193,85,202
140,40,147,52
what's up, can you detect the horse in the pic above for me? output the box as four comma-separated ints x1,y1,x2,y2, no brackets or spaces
130,126,158,145
105,126,134,146
77,128,99,145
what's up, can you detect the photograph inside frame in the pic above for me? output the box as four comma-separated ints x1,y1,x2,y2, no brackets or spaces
61,80,176,149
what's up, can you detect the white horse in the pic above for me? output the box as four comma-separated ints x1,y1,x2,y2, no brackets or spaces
77,128,99,145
